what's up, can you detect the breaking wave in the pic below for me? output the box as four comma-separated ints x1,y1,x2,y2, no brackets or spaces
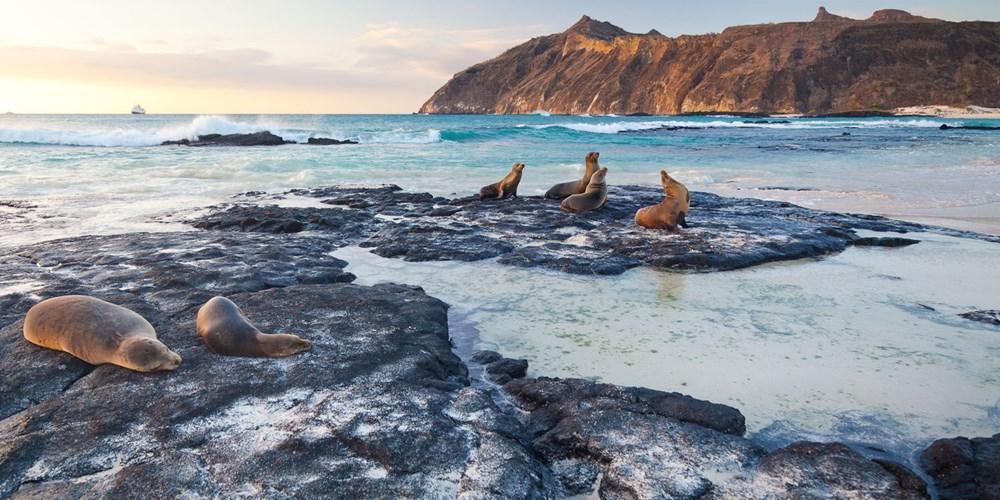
0,115,444,147
530,119,950,134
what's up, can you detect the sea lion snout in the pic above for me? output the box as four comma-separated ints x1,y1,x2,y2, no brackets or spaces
122,336,182,372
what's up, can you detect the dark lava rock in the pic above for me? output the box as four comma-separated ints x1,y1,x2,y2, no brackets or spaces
504,377,762,497
0,230,937,498
505,376,747,437
483,356,528,385
959,310,1000,327
306,137,358,145
920,434,1000,499
189,204,373,238
187,185,998,276
940,124,1000,131
851,236,922,247
709,442,928,499
363,225,515,262
0,232,355,420
470,350,503,364
0,231,565,498
161,131,291,146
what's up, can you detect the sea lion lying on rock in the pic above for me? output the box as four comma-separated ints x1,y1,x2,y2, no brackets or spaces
196,296,311,357
23,295,182,372
635,170,690,231
545,152,600,200
560,167,608,213
479,163,525,200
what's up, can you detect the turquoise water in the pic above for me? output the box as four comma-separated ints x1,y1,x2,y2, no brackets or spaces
1,114,998,247
1,114,998,459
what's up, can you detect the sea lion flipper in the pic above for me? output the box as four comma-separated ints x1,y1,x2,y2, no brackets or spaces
678,212,688,228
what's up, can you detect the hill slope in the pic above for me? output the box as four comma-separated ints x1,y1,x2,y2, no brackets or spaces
419,8,1000,115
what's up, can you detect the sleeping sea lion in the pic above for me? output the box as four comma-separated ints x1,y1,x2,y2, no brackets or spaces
196,296,311,357
23,295,182,372
545,152,600,200
635,170,691,231
479,163,525,200
560,167,609,213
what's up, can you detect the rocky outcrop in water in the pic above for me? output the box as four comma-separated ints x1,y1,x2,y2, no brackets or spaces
160,133,358,146
186,184,999,276
161,131,291,146
419,8,1000,115
960,310,1000,326
920,434,1000,499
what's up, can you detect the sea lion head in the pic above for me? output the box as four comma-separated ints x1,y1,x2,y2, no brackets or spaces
661,170,683,197
586,152,600,163
120,336,182,372
263,334,313,357
590,167,608,185
660,170,672,185
513,163,526,172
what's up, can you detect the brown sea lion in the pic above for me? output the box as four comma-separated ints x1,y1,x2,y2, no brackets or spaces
23,295,182,372
479,163,525,200
560,167,609,213
196,296,311,357
635,170,691,231
545,152,600,200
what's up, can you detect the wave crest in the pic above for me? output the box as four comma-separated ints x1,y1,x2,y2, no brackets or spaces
0,115,443,147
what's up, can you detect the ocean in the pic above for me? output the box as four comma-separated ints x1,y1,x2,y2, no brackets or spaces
1,113,998,460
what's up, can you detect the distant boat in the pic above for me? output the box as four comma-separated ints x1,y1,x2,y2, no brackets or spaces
131,105,146,115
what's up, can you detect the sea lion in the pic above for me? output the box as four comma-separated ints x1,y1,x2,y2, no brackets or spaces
560,167,609,213
196,296,311,357
635,170,691,231
23,295,181,372
479,163,525,200
545,152,600,200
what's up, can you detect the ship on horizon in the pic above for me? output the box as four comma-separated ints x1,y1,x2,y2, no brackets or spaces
131,104,146,115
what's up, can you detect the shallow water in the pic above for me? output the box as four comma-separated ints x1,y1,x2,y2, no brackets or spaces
2,114,998,460
333,229,1000,458
1,114,999,248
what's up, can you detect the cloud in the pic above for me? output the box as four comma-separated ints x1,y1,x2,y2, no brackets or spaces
0,22,540,105
0,45,415,92
354,23,541,82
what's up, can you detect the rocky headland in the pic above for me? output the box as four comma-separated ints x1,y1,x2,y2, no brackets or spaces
1,185,998,498
419,8,1000,115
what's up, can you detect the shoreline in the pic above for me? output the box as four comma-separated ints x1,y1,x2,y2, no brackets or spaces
1,184,998,497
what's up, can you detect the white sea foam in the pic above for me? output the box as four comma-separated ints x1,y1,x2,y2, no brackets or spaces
0,115,443,147
531,118,948,133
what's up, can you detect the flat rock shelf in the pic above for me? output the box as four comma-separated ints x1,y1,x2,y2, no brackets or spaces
187,184,996,276
1,186,997,498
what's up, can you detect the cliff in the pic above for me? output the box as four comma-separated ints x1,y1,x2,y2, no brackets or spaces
419,7,1000,115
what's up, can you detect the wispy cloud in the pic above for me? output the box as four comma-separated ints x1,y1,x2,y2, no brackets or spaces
0,22,541,107
0,45,416,92
354,23,543,82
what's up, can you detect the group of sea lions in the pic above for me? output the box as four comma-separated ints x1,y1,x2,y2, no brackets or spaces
479,151,691,231
22,294,311,372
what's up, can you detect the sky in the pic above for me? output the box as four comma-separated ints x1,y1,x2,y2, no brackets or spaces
1,0,997,114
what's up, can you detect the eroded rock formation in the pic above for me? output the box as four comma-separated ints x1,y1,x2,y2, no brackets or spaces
420,8,1000,115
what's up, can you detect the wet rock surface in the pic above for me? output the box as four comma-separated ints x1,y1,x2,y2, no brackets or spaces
161,131,292,146
0,228,972,499
959,310,1000,327
920,434,1000,499
0,231,563,498
186,184,997,275
306,137,359,145
502,375,929,499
